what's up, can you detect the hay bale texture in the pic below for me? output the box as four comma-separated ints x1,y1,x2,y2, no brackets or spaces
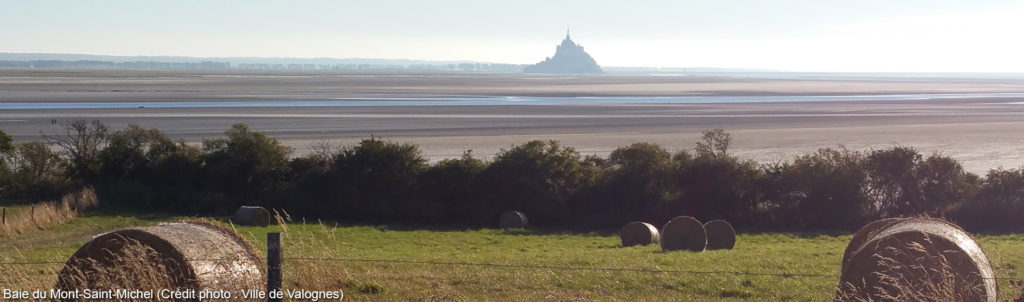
703,220,736,250
233,206,271,227
840,217,906,274
498,210,528,228
836,217,997,302
56,220,264,299
620,221,660,247
660,216,707,252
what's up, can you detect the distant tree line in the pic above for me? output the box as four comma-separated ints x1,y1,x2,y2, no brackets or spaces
1,121,1020,232
0,60,230,69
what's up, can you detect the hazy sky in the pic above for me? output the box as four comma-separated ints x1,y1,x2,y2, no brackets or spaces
5,0,1024,72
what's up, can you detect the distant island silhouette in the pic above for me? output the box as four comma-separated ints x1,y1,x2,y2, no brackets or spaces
524,31,603,74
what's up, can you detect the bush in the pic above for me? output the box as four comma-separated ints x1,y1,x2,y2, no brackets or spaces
950,168,1024,232
44,120,108,182
766,148,869,230
863,147,979,218
95,125,201,210
474,140,597,226
0,129,11,154
9,123,1024,233
324,138,427,223
417,151,487,225
201,123,292,213
5,142,69,200
675,152,762,228
580,142,677,228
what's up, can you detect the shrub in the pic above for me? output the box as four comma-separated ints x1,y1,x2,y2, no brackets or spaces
96,125,201,210
325,138,427,223
950,168,1024,232
474,140,597,226
5,142,69,200
0,128,11,154
675,153,762,228
202,123,292,212
44,119,108,182
768,148,869,230
417,151,487,224
581,142,677,228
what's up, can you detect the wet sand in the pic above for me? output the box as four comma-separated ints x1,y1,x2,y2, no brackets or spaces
3,69,1024,174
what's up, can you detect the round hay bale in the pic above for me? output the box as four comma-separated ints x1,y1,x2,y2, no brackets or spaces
233,206,271,227
836,217,997,302
840,218,906,275
703,220,736,250
498,210,528,229
620,221,660,247
56,221,264,298
660,216,707,252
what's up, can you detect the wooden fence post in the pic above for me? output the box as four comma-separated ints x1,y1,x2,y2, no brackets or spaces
267,232,282,302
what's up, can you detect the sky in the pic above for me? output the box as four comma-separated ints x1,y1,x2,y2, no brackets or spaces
4,0,1024,72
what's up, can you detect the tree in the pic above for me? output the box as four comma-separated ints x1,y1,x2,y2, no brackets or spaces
581,142,678,228
0,128,12,154
914,154,979,216
695,128,732,159
202,123,292,212
475,140,596,226
951,168,1024,232
674,129,761,227
0,129,12,194
418,151,487,224
44,119,108,182
95,125,184,208
771,148,869,230
864,146,922,217
325,137,427,222
6,142,68,200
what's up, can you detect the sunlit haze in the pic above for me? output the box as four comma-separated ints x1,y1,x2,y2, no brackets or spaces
5,0,1024,72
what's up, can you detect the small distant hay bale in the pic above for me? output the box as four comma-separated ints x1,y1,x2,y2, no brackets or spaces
836,217,997,302
233,206,271,227
660,216,707,252
56,220,264,298
620,221,660,247
703,220,736,250
498,210,528,228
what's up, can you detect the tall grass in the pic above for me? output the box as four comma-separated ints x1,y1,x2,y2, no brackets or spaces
0,187,97,238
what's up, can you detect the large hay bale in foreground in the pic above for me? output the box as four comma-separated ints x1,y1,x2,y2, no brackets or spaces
56,221,264,300
840,217,906,275
620,221,660,247
660,216,706,252
703,220,736,250
498,210,528,228
836,217,997,302
233,206,271,227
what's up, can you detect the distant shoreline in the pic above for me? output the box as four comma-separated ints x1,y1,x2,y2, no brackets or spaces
4,69,1024,175
5,93,1024,110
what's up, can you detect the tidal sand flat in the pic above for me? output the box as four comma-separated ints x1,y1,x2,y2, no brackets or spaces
3,70,1024,174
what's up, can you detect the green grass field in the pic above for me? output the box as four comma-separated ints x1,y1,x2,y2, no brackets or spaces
2,211,1023,301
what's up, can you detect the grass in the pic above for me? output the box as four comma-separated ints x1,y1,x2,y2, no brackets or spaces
0,188,97,238
2,213,1024,301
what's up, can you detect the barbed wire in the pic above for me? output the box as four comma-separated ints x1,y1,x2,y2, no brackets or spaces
284,256,840,278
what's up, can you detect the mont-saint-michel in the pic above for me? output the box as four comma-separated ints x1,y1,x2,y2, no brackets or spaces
524,32,603,74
